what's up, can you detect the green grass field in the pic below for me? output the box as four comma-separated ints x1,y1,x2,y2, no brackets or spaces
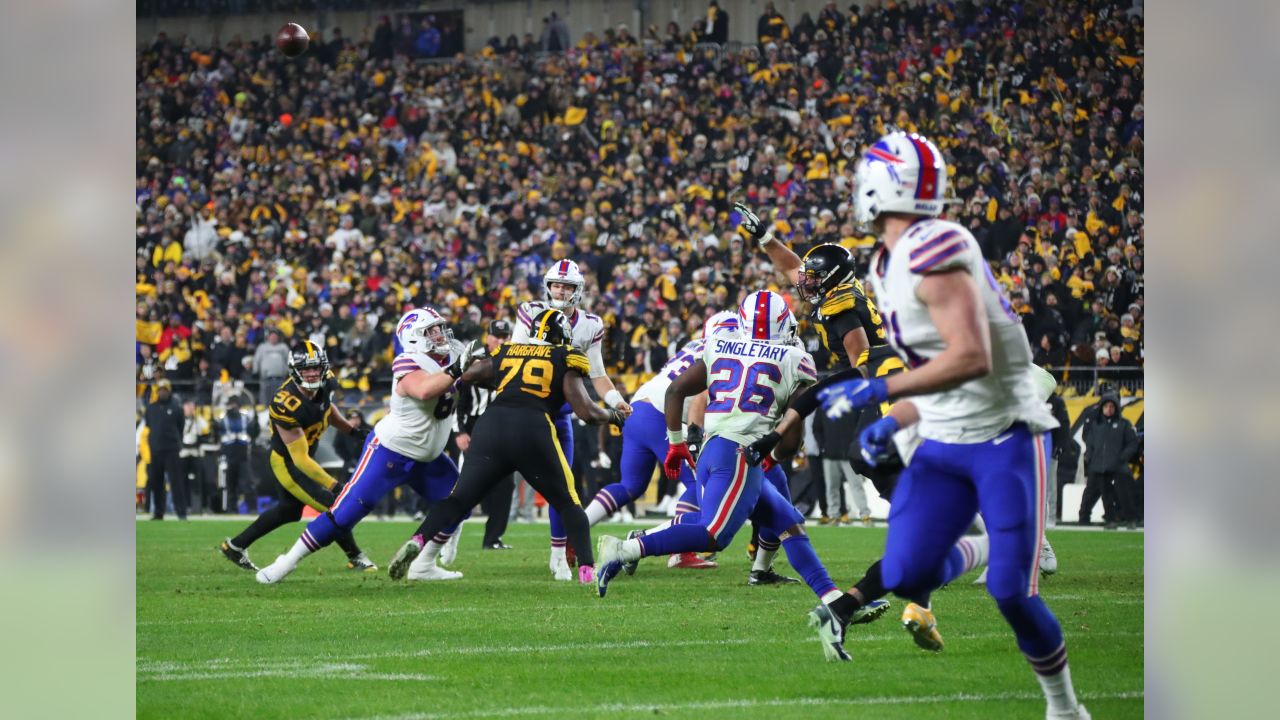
137,520,1143,719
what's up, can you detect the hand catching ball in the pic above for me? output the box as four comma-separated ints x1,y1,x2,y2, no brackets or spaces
275,23,310,58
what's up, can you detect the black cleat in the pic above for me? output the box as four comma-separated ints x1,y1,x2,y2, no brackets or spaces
220,539,257,571
748,569,801,586
482,541,513,550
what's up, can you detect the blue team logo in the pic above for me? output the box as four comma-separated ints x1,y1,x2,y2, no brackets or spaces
397,313,419,337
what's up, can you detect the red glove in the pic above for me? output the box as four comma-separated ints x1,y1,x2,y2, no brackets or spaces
760,455,778,472
664,442,696,480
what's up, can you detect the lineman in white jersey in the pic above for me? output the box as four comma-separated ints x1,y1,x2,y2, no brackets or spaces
596,292,869,650
816,131,1088,717
257,307,479,584
512,259,633,580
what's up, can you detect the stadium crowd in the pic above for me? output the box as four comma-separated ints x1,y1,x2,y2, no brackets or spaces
136,0,1144,408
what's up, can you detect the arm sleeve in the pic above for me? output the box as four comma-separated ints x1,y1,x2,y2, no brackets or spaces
586,340,607,379
283,434,340,491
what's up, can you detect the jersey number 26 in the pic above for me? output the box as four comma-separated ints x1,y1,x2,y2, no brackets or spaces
706,358,780,416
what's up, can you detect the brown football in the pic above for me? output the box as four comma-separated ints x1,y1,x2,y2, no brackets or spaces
275,23,310,58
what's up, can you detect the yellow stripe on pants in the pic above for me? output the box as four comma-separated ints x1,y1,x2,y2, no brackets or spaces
543,414,581,506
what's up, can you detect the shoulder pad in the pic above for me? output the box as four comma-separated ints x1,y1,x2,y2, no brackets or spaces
906,223,973,275
819,284,856,317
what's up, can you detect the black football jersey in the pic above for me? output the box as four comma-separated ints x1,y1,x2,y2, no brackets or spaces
488,343,591,414
267,376,335,456
815,280,889,368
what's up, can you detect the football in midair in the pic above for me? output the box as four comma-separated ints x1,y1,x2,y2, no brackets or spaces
275,23,310,58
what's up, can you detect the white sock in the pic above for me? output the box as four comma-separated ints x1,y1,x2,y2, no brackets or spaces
1037,664,1079,714
820,589,843,605
411,540,444,570
967,513,987,535
956,534,990,574
752,548,778,573
648,520,673,534
282,538,312,567
585,500,609,526
619,538,643,562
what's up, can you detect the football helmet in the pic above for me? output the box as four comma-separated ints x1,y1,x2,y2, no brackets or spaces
853,131,948,226
396,307,454,356
530,308,573,346
797,244,857,304
703,310,741,339
289,340,330,390
543,259,585,310
737,290,797,345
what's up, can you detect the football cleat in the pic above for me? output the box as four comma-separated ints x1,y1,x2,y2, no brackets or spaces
387,538,422,581
667,553,718,569
407,563,462,581
748,569,801,586
622,529,644,576
346,553,378,572
578,565,595,585
860,514,872,526
220,539,258,571
552,558,572,581
441,528,461,567
818,515,835,525
595,535,625,598
1039,538,1058,576
839,513,851,525
850,598,891,625
255,556,294,585
807,603,852,661
1047,704,1092,720
482,541,513,550
902,603,944,652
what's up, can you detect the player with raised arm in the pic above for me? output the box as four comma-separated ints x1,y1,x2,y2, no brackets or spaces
512,260,633,580
816,132,1087,718
595,291,865,660
219,341,375,573
404,308,626,585
255,309,482,584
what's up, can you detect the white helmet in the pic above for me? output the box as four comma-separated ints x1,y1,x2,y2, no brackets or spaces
543,259,585,310
396,307,454,356
703,310,741,339
853,131,948,226
737,290,797,345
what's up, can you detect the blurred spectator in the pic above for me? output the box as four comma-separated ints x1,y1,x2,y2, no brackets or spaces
250,330,289,405
702,1,730,44
1078,391,1140,529
144,380,185,520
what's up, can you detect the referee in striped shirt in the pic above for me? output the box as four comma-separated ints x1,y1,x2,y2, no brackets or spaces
455,319,515,549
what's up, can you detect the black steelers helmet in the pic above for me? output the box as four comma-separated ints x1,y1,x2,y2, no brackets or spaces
530,308,573,346
289,340,330,390
797,243,857,304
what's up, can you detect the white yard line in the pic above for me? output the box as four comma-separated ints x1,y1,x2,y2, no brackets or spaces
345,690,1145,720
137,661,437,683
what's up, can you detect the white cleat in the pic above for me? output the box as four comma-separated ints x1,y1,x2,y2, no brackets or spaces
973,566,988,584
387,538,422,581
552,558,573,581
407,562,463,581
1039,538,1058,576
1047,704,1091,720
441,528,462,567
255,556,296,584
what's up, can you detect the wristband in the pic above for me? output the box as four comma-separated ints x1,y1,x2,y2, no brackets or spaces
756,229,775,249
667,429,685,445
604,389,625,408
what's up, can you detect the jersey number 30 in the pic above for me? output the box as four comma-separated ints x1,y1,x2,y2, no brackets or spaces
706,358,780,415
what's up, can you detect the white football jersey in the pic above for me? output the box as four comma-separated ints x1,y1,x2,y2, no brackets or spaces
513,301,607,378
631,339,705,419
374,349,457,461
701,335,817,446
868,218,1058,444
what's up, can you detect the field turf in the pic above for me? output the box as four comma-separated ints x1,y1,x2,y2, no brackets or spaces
137,520,1143,719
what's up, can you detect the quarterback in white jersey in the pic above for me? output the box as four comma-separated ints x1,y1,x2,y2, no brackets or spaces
256,308,476,585
512,259,634,579
816,132,1087,717
596,291,859,645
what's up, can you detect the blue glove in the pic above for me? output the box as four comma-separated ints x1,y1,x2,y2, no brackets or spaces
858,416,900,467
818,378,889,419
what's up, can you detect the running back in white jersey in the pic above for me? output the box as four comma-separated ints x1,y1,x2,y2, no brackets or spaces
513,301,607,378
701,335,817,446
631,339,705,419
867,218,1057,443
374,349,457,461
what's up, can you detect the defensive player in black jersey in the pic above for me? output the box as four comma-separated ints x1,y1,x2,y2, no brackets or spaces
219,341,375,572
406,308,627,584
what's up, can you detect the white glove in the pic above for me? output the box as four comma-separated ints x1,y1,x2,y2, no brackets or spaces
597,451,613,470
